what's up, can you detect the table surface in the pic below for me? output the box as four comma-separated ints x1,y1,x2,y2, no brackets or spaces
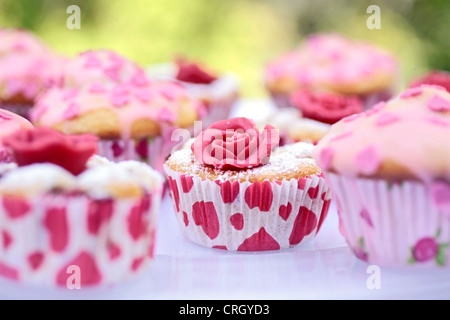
1,99,450,300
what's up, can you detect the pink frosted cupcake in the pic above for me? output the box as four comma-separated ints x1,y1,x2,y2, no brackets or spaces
148,57,240,127
31,77,204,173
0,127,163,287
164,117,331,251
313,85,450,267
264,33,399,116
0,28,65,118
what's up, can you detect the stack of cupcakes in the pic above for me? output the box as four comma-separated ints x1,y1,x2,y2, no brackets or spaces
264,33,400,124
31,49,205,173
0,28,65,119
313,85,450,267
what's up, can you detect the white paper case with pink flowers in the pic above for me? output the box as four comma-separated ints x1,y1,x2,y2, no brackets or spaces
325,173,450,267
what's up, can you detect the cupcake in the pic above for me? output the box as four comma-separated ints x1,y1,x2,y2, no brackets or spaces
0,108,33,162
147,57,240,127
163,117,331,251
313,85,450,267
264,33,399,120
31,77,204,173
408,70,450,93
0,28,64,119
256,107,330,145
0,127,163,287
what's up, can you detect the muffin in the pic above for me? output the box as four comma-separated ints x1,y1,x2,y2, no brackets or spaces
264,33,399,121
31,78,204,173
313,85,450,267
0,28,65,119
255,107,330,145
147,57,240,127
0,108,33,162
164,117,331,251
0,127,163,287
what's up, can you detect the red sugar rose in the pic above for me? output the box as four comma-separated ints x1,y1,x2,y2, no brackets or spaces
191,117,279,170
409,70,450,93
3,127,98,175
290,89,363,124
175,58,218,84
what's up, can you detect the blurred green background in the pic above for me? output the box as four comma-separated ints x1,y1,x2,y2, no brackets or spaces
0,0,449,96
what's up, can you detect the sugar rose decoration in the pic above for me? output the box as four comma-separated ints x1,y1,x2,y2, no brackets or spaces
3,127,98,175
191,117,280,170
175,58,217,84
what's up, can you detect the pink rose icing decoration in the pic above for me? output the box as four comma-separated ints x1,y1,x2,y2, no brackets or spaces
191,117,280,170
409,70,450,93
175,58,218,84
3,127,98,175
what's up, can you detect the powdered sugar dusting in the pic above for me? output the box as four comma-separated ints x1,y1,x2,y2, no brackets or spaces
165,141,320,182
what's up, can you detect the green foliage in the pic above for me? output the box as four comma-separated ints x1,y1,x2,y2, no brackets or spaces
0,0,448,96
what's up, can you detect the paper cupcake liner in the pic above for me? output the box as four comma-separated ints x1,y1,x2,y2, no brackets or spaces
164,166,332,251
97,136,172,174
0,103,33,120
0,191,161,287
325,173,450,267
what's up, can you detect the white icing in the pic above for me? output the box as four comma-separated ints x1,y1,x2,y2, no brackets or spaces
0,163,77,195
0,156,163,197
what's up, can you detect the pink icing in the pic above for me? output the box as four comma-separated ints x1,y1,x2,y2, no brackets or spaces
354,145,381,175
191,117,280,170
32,78,203,139
375,111,400,126
88,82,107,94
313,86,450,180
61,49,146,88
265,33,398,90
399,87,423,99
428,94,450,112
0,29,65,101
319,147,334,170
110,85,131,107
